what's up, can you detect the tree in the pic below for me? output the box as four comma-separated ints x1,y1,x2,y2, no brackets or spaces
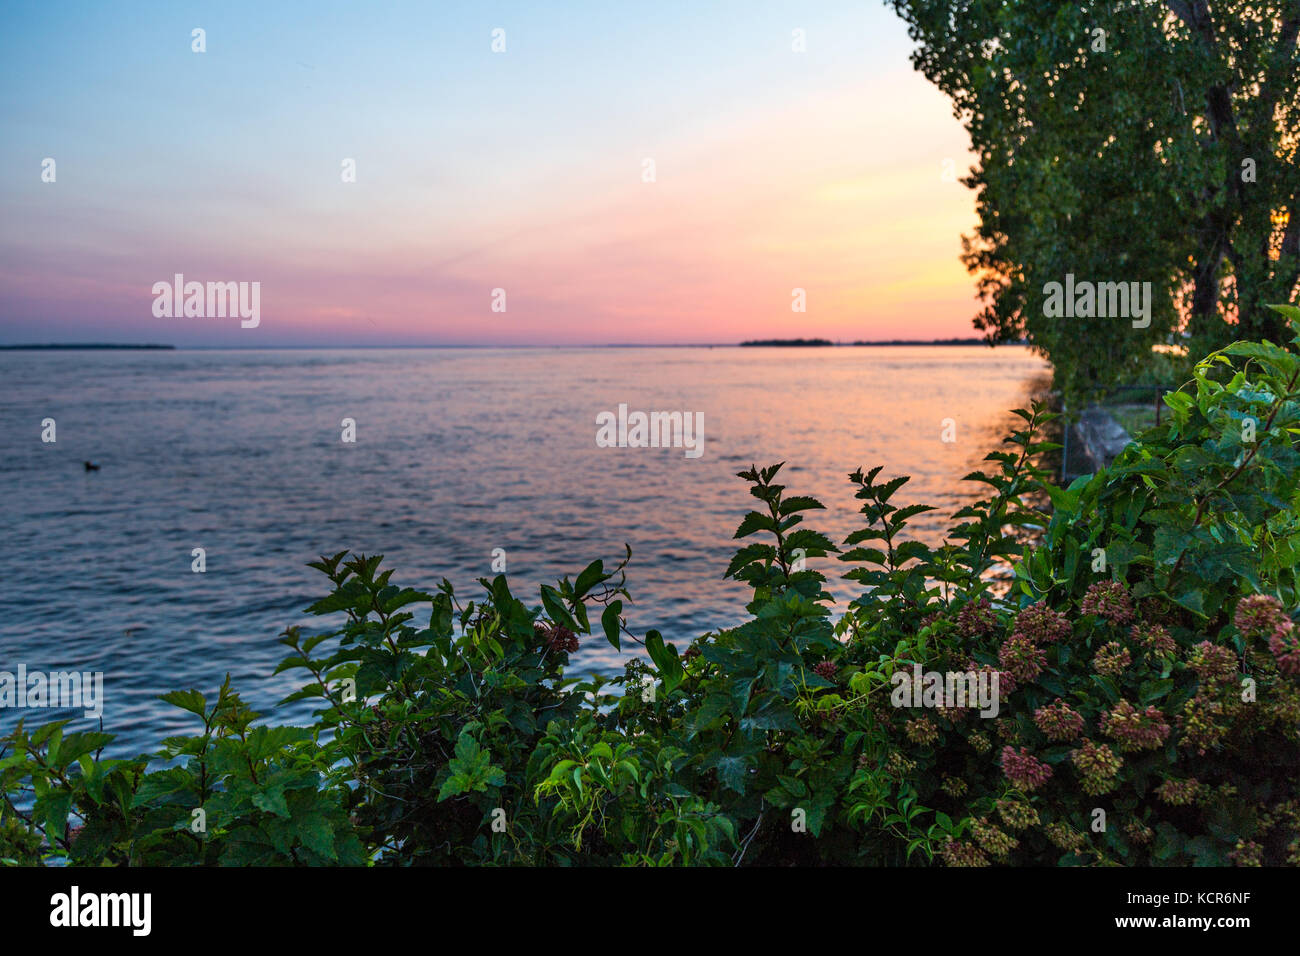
888,0,1300,393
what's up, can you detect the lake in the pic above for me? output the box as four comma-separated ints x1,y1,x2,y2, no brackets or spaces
0,345,1048,753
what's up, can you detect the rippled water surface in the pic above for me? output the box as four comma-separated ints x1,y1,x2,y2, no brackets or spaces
1,346,1048,753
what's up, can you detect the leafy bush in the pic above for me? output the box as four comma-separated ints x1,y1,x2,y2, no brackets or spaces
4,315,1299,866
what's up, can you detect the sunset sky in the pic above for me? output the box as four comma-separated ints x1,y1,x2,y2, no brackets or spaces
0,1,980,347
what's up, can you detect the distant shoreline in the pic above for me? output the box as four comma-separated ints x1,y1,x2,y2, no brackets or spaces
741,337,1017,347
0,343,176,350
0,339,1025,351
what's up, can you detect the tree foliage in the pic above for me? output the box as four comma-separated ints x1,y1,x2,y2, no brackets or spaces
888,0,1300,394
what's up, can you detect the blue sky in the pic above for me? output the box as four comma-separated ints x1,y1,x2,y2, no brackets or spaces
0,1,979,345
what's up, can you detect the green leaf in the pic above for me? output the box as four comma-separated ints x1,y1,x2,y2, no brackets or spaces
158,689,207,719
574,559,606,598
601,600,623,651
252,787,291,819
645,630,684,694
734,511,778,539
707,753,748,794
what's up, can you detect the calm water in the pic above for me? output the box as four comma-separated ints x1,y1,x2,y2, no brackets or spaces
0,346,1048,753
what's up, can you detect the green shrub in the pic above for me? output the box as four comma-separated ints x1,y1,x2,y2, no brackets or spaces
4,314,1299,866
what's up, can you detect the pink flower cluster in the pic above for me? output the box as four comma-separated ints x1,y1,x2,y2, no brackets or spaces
1034,698,1085,741
1234,594,1288,636
1188,641,1237,683
1133,623,1175,656
1080,580,1135,625
1093,641,1132,677
1001,745,1053,791
1124,819,1154,845
956,598,1000,638
971,817,1018,859
1070,738,1122,795
905,716,939,745
965,660,1016,697
1102,700,1171,752
1045,822,1086,852
1155,777,1202,806
939,839,989,867
541,624,579,655
812,659,838,682
1271,628,1300,676
1235,595,1300,676
1179,694,1227,755
996,798,1040,829
1233,595,1300,674
1012,601,1072,645
1229,841,1263,867
998,634,1047,684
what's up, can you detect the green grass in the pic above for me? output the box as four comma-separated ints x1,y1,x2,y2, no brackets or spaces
1107,402,1158,437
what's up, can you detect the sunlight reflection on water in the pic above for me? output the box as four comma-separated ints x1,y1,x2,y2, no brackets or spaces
0,345,1049,752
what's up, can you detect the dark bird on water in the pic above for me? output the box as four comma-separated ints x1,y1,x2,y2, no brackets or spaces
83,461,100,471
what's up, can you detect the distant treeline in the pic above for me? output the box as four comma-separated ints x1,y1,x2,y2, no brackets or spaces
0,343,176,350
739,337,1012,347
850,337,992,346
740,338,834,347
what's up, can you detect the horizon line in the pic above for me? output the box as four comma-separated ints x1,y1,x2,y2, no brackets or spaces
1,338,1013,351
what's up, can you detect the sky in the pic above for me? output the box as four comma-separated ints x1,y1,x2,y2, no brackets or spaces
0,1,980,347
